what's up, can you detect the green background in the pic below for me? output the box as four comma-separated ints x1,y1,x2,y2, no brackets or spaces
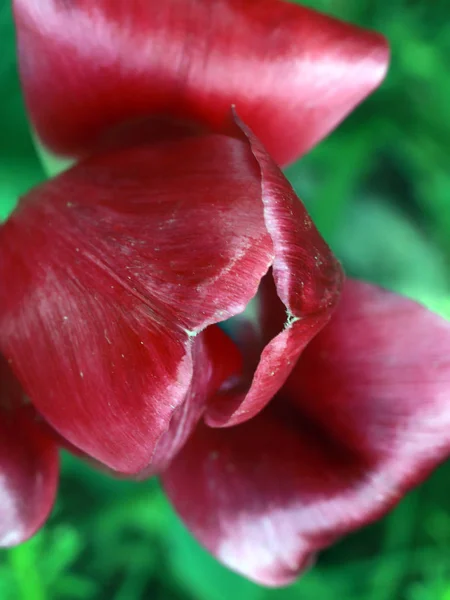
1,0,450,598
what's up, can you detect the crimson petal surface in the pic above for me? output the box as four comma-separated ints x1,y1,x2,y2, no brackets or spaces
1,128,342,468
205,120,343,427
14,0,389,165
0,355,59,546
164,280,450,585
0,134,266,473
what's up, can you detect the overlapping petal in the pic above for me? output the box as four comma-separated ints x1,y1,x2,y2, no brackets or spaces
14,0,389,165
0,134,265,473
206,121,343,426
164,280,450,585
0,131,340,472
0,354,59,546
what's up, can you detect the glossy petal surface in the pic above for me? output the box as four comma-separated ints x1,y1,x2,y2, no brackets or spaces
164,280,450,586
14,0,389,165
1,129,341,467
205,121,343,427
0,135,266,473
0,355,59,546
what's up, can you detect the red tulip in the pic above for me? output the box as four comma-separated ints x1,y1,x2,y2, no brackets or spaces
0,119,342,474
2,0,449,588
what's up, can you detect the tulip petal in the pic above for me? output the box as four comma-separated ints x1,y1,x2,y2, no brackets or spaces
0,134,266,473
0,355,59,546
1,127,342,468
205,121,343,427
164,280,450,586
14,0,389,165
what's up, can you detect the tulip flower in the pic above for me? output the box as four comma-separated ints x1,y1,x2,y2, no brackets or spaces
2,0,450,588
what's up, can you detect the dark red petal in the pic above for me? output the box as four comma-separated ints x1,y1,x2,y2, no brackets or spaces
140,326,242,478
205,120,343,427
14,0,389,165
0,355,59,546
0,134,264,473
164,280,450,586
163,417,318,587
284,279,450,482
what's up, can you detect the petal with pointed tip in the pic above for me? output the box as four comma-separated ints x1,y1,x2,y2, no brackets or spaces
205,120,343,427
14,0,389,165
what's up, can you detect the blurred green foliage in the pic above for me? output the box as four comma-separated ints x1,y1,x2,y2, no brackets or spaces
1,0,450,598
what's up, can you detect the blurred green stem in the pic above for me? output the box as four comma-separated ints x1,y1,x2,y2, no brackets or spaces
8,542,47,600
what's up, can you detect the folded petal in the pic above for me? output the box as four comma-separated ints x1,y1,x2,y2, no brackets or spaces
14,0,389,165
1,127,341,468
0,134,264,473
0,355,59,546
164,280,450,586
205,121,343,427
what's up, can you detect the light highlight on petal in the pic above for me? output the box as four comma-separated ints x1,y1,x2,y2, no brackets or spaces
0,355,59,546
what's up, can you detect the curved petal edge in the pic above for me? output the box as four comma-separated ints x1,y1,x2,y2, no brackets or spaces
164,281,450,585
0,355,59,546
